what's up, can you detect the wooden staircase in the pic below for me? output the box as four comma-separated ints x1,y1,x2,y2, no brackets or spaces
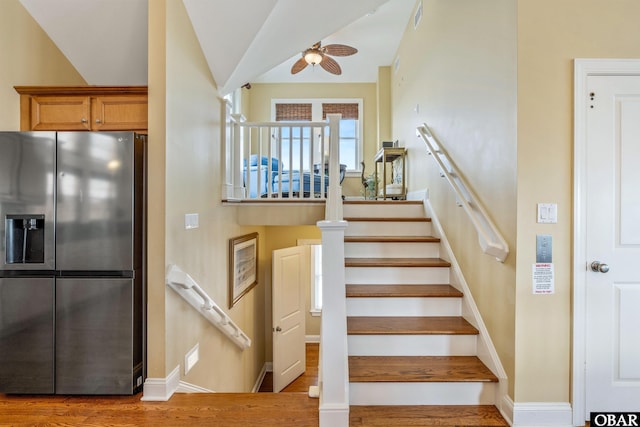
343,200,501,412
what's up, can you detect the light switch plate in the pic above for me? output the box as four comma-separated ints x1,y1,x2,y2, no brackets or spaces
537,203,557,224
185,213,199,229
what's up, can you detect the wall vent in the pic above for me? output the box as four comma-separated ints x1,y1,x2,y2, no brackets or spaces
414,0,423,29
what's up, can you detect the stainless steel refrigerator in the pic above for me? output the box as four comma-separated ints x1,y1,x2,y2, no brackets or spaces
0,131,145,395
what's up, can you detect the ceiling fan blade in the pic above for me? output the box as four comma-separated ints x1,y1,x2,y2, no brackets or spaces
320,55,342,75
291,57,309,74
323,44,358,56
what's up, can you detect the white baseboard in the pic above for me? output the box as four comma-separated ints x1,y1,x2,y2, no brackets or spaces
319,402,349,427
252,363,269,393
140,365,181,401
176,381,214,393
510,400,572,427
306,335,320,343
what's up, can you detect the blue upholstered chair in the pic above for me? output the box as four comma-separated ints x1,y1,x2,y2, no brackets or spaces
243,155,279,198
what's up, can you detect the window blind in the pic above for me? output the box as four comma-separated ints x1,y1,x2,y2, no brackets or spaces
322,103,359,120
275,103,312,121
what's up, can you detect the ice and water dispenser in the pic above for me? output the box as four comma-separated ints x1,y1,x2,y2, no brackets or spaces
5,215,45,264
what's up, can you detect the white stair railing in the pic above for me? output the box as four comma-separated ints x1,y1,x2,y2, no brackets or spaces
417,123,509,262
226,115,344,201
166,264,251,350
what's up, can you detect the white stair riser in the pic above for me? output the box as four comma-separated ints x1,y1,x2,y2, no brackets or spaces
345,221,432,237
349,382,496,406
347,297,461,317
348,334,477,356
345,242,439,258
345,267,450,284
344,204,425,218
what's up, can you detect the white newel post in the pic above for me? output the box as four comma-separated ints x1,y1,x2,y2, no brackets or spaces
317,220,349,427
325,114,343,220
231,114,245,199
317,113,348,426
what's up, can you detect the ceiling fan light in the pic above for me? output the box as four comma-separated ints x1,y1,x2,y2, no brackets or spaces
304,50,323,65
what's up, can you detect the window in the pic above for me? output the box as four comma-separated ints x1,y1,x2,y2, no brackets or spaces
298,239,322,316
274,103,314,171
273,99,363,173
310,244,322,315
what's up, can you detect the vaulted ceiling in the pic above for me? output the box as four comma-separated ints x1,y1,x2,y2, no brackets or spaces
19,0,414,95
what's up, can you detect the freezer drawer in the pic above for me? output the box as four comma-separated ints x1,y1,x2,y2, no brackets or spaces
55,277,142,394
0,277,55,394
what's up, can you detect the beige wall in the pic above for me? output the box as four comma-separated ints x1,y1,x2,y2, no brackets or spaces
147,0,266,392
515,0,640,403
391,0,517,398
146,0,168,380
247,82,379,197
0,1,85,130
377,66,392,142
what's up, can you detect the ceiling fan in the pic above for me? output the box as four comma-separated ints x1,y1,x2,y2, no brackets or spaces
291,41,358,75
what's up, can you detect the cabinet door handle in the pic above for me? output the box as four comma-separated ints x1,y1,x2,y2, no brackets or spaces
95,119,102,124
81,118,88,123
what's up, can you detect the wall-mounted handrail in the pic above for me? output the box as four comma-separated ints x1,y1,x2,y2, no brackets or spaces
166,264,251,349
417,123,509,262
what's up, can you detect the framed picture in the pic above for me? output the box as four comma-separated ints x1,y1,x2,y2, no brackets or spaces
229,232,259,308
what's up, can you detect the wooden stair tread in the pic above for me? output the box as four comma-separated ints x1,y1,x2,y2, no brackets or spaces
344,217,431,222
346,284,463,298
347,316,478,335
349,356,498,383
349,404,508,426
346,258,451,268
345,236,440,243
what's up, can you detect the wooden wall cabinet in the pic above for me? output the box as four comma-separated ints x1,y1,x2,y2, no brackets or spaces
15,86,148,132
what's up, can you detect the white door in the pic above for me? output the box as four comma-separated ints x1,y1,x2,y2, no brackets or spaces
272,246,308,392
585,74,640,413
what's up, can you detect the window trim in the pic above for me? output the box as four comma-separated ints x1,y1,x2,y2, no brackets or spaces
297,239,322,316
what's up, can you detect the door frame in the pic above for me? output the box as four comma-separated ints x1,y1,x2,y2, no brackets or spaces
572,58,640,426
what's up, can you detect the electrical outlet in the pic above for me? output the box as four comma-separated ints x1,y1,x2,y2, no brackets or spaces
184,343,199,375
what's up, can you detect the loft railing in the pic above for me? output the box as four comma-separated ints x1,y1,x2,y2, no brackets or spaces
166,264,251,350
417,123,509,262
224,111,343,210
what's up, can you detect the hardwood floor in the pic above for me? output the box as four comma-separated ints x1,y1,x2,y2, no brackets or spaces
259,343,319,393
0,344,508,426
0,392,319,427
